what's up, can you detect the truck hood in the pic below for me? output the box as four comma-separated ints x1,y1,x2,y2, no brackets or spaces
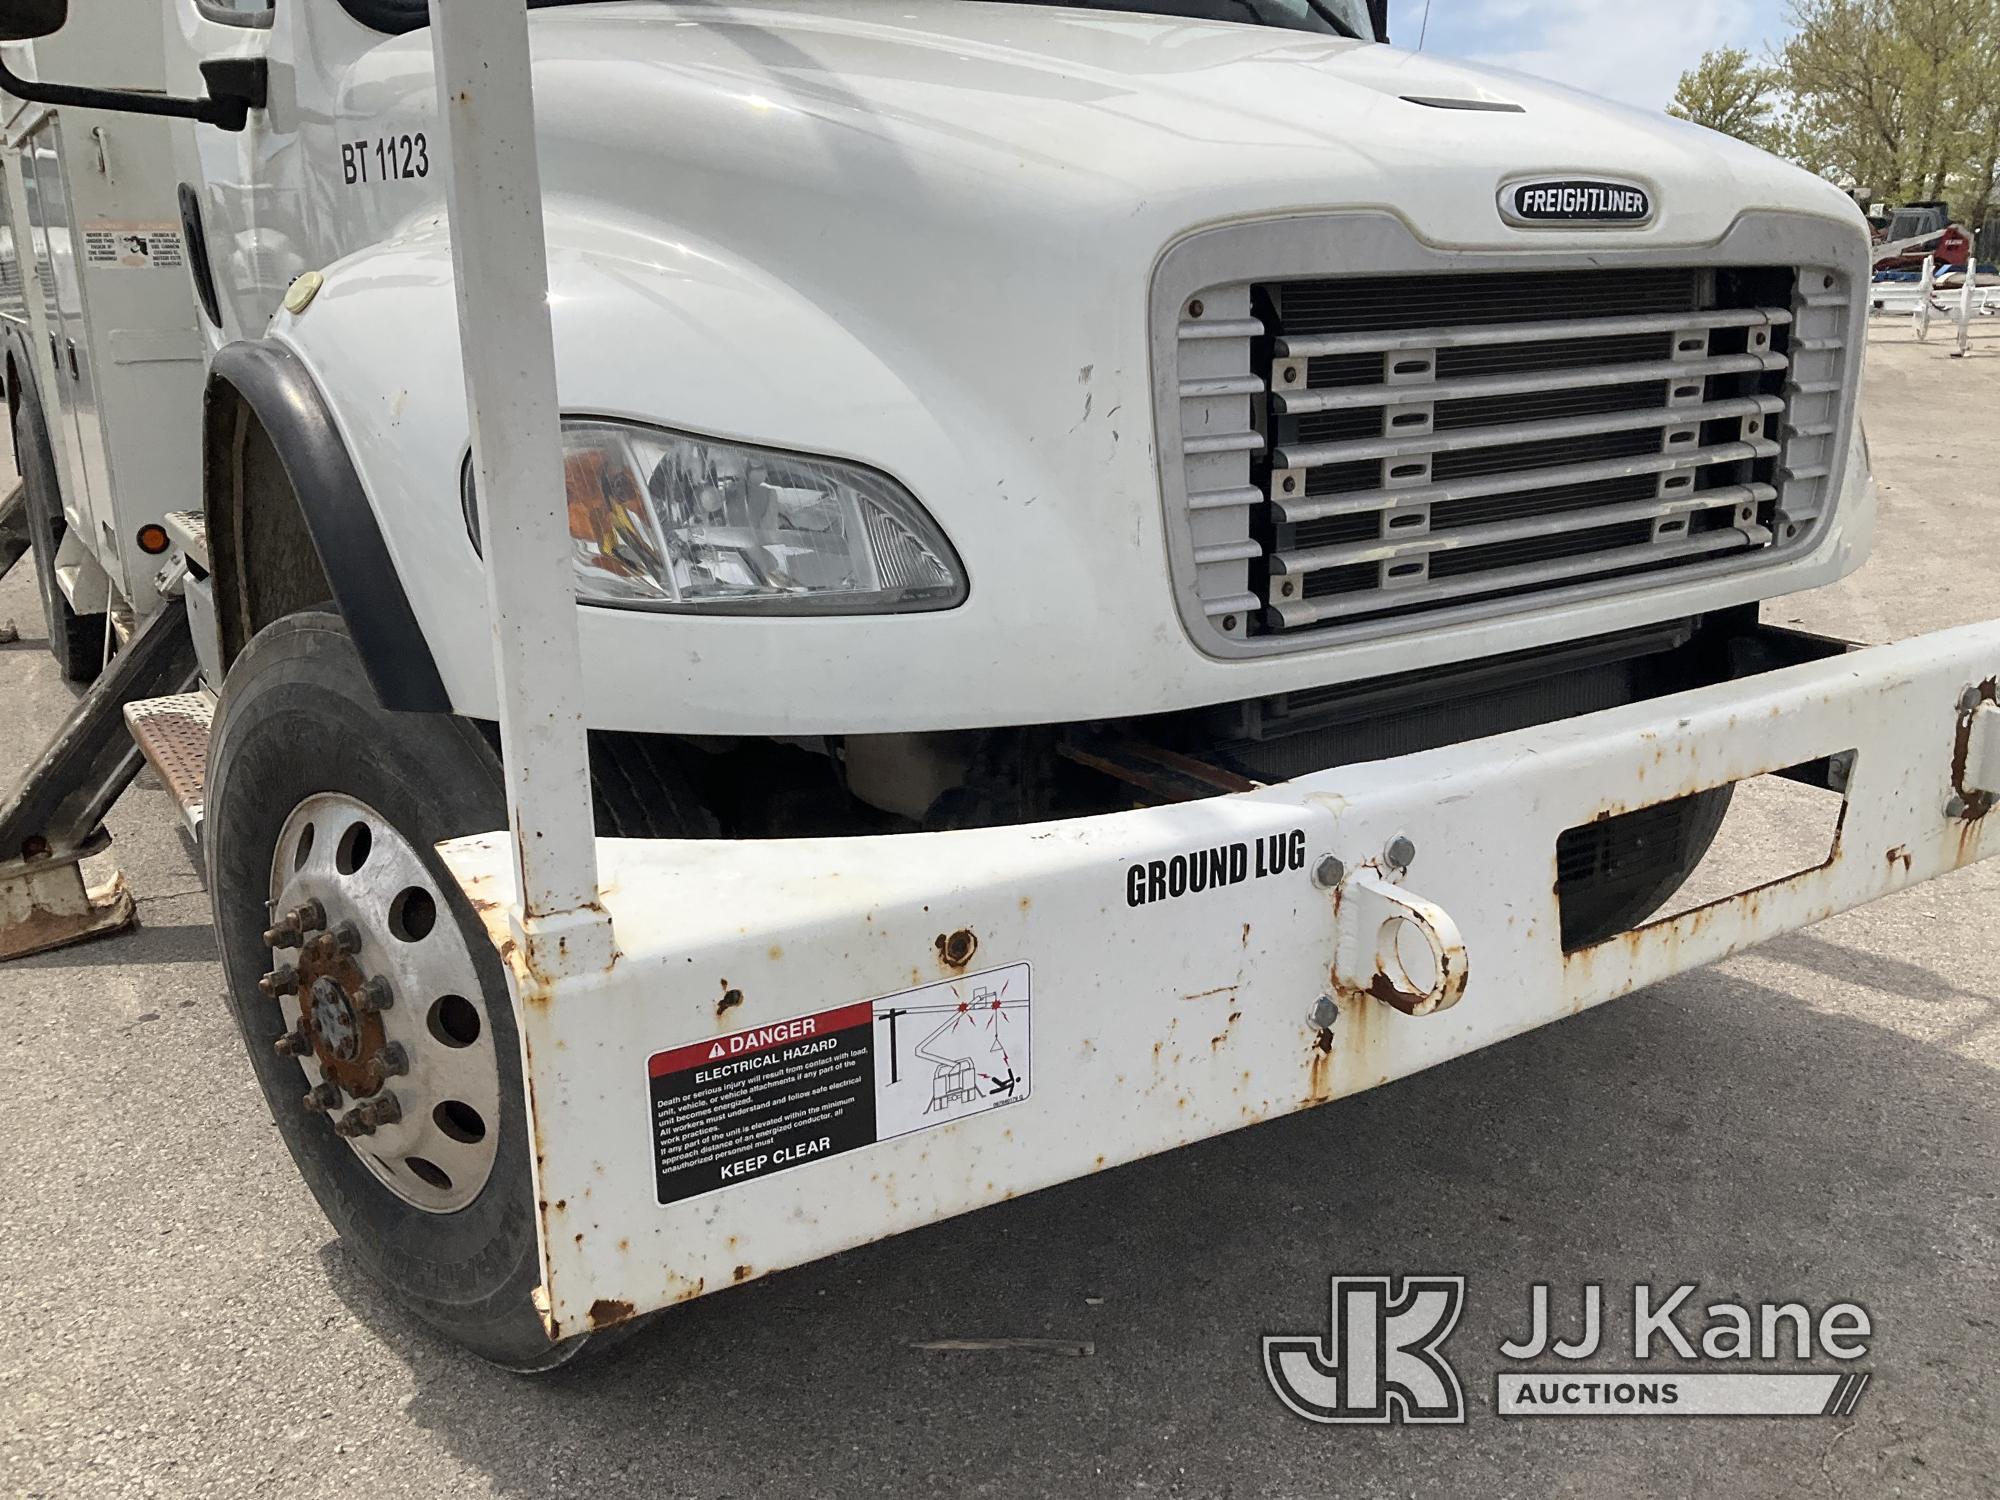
352,0,1860,254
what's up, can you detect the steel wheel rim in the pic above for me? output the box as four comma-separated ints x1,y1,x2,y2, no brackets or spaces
266,792,502,1213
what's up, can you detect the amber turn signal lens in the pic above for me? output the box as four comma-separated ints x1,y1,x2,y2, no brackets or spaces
136,523,170,555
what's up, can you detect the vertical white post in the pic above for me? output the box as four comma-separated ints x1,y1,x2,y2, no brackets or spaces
1958,259,1975,358
427,1,612,973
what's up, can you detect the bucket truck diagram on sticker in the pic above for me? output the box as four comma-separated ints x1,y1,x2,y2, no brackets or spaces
873,964,1032,1141
646,964,1031,1203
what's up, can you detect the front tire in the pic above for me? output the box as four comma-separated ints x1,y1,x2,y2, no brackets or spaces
205,611,579,1371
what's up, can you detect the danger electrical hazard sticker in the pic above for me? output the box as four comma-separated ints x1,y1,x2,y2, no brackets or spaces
647,963,1031,1206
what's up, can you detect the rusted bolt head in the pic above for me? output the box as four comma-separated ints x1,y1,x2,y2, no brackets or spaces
1962,685,1987,715
288,898,327,934
261,924,302,951
367,1091,403,1127
273,1029,311,1059
1309,995,1339,1029
1312,854,1344,889
360,1041,411,1095
302,1079,342,1114
354,975,394,1014
334,1111,375,1139
1383,834,1417,871
1946,793,1969,818
257,964,299,999
305,931,341,963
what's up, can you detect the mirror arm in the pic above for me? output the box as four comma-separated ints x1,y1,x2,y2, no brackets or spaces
0,54,262,132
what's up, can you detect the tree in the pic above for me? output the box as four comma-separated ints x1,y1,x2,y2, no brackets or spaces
1668,1,2000,228
1668,48,1781,150
1774,0,2000,225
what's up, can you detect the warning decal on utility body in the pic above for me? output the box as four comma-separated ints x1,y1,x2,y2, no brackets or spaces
647,963,1032,1205
82,222,185,270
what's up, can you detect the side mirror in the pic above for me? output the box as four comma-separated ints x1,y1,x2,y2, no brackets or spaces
0,2,261,132
0,0,66,43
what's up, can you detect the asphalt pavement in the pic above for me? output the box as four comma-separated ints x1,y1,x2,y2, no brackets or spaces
1,321,1996,1498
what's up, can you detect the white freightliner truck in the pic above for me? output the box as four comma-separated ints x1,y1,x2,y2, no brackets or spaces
1,0,1997,1370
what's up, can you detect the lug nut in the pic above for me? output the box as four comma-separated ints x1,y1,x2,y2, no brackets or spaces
354,975,394,1014
288,898,327,934
1312,854,1345,889
305,931,341,963
359,1042,410,1093
332,920,363,956
258,964,299,999
262,922,302,950
302,1079,343,1114
1383,834,1417,872
274,1029,311,1058
336,1092,403,1137
1309,994,1340,1029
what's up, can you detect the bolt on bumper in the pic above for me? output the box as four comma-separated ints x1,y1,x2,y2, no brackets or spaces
441,620,2000,1342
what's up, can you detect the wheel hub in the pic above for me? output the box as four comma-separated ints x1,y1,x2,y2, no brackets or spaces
258,793,502,1214
308,975,360,1060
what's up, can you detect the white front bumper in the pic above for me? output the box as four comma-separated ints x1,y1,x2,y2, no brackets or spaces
442,620,2000,1340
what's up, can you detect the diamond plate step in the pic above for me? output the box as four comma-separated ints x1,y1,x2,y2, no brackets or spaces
124,692,214,836
163,510,208,572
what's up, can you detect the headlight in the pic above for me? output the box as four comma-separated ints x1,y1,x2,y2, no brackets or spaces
462,419,966,614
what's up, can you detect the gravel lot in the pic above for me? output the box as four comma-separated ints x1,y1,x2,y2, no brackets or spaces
1,321,1996,1498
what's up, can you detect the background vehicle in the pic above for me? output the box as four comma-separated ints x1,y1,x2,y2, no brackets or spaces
2,0,1997,1369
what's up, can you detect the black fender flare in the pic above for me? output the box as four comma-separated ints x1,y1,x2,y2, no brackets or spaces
205,340,450,712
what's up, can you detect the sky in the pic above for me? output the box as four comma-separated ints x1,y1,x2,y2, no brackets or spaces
1411,0,1791,112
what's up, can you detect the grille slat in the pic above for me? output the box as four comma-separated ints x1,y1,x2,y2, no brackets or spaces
1274,351,1786,416
1275,304,1791,358
1271,482,1776,575
1274,394,1783,470
1271,528,1759,626
1273,439,1781,523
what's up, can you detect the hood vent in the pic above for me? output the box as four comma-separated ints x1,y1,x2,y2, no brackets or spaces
1401,95,1526,112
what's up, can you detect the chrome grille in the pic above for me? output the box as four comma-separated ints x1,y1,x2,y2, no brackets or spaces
1167,259,1851,644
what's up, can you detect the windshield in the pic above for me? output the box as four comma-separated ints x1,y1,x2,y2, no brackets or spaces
983,0,1375,38
342,0,1380,42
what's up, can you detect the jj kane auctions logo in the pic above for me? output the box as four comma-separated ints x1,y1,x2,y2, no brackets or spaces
1266,1279,1873,1422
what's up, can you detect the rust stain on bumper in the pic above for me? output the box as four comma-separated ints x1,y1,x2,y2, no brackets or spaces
935,927,978,971
586,1297,636,1331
